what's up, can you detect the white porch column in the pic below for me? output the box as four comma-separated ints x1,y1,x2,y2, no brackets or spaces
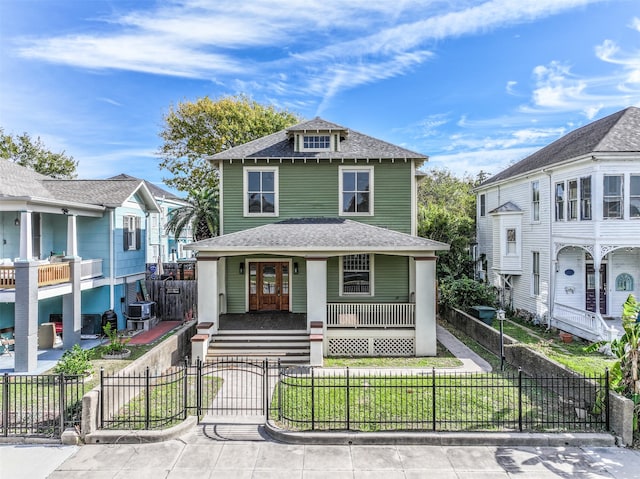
197,256,219,333
14,261,39,372
306,257,327,333
19,211,32,260
594,255,602,315
66,214,78,257
63,256,82,348
415,256,437,356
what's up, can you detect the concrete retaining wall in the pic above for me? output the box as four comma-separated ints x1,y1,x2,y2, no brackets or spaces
442,308,634,446
81,320,197,438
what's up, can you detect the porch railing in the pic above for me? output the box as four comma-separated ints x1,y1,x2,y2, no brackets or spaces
38,263,70,286
327,303,415,328
0,266,15,289
0,259,103,290
553,303,617,342
81,258,103,279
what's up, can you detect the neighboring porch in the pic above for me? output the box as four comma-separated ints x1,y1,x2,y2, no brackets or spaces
552,243,638,342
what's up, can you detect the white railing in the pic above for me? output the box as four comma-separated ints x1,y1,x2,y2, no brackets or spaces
553,303,617,342
81,258,103,279
327,303,415,328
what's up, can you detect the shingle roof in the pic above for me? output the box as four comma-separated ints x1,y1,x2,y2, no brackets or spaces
0,159,54,198
185,218,449,254
209,117,428,161
108,174,183,201
0,159,159,211
481,106,640,187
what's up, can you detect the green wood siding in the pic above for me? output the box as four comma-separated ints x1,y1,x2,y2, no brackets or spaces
327,254,410,303
222,160,413,234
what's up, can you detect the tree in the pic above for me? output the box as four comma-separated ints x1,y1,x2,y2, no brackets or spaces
0,128,78,178
417,168,481,280
165,188,219,242
158,95,301,193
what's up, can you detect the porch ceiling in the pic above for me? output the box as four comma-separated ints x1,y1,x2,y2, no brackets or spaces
185,217,449,257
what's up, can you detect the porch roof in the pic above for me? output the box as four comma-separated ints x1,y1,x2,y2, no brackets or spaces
185,218,449,256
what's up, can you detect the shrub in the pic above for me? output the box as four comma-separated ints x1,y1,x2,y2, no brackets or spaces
439,277,498,312
102,322,130,354
54,344,93,376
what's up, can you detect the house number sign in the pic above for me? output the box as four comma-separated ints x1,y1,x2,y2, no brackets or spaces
564,269,575,276
166,288,181,294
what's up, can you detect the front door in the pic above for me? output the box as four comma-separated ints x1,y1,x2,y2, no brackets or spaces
585,263,607,314
249,262,290,311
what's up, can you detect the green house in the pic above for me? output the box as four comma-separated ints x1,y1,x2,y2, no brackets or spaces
185,118,449,364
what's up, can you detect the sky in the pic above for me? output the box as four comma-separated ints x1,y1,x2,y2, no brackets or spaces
1,0,640,197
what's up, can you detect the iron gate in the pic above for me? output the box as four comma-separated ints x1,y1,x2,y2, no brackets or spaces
190,357,276,419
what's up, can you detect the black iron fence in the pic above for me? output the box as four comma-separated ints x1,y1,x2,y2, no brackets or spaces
273,367,610,433
1,372,84,438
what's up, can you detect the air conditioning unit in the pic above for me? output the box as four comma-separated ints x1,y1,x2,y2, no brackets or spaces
128,301,155,319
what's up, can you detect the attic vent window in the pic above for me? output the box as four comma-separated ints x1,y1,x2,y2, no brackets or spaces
303,135,330,150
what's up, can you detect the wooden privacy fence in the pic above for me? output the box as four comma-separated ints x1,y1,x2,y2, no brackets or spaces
145,280,197,321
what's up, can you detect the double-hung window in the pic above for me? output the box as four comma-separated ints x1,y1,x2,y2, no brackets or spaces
479,194,486,217
123,215,140,251
531,181,539,222
340,166,373,215
244,167,278,216
580,176,592,220
341,254,373,295
603,175,623,219
555,182,565,221
506,228,517,255
568,180,578,220
630,175,640,218
532,252,540,296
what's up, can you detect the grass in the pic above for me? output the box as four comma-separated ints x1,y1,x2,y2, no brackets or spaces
488,316,615,376
324,341,462,368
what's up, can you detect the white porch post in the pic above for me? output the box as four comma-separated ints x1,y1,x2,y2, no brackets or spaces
594,255,601,315
66,214,78,257
63,256,82,348
14,261,39,372
197,256,219,333
306,257,327,333
414,256,437,356
19,211,32,260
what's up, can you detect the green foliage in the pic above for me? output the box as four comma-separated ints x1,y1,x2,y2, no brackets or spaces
165,187,219,241
417,168,480,219
439,277,498,312
0,127,77,178
418,203,474,279
158,94,301,193
588,294,640,431
102,322,131,354
54,344,93,376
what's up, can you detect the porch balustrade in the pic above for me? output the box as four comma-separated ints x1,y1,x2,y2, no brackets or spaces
0,258,104,290
327,303,415,328
553,303,617,342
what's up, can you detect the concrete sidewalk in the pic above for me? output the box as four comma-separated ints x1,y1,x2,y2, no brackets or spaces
5,425,639,479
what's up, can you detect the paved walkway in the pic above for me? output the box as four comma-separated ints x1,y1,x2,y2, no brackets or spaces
3,426,639,478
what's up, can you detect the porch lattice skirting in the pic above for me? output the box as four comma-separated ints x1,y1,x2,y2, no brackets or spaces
327,337,415,356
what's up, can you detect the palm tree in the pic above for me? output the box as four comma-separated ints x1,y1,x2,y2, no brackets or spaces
165,187,219,241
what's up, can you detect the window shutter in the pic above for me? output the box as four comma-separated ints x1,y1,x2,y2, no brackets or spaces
123,217,129,250
135,217,141,250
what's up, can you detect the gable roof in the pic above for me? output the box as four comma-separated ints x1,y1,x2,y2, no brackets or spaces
208,117,427,161
185,217,449,255
0,159,159,213
489,201,522,214
109,174,184,201
481,106,640,187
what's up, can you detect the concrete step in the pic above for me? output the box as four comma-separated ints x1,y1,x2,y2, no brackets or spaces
211,342,310,349
213,335,309,342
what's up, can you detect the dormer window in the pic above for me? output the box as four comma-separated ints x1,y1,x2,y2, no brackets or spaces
303,135,330,150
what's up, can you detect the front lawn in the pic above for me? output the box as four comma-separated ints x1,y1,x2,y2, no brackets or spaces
324,341,462,368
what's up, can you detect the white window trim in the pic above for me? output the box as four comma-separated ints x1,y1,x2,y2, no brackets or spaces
603,174,623,220
124,215,138,251
301,134,331,151
339,254,374,297
243,166,279,217
532,251,540,297
505,228,518,257
531,181,539,223
339,165,374,216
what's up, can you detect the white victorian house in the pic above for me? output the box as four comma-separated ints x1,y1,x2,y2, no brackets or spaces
475,106,640,342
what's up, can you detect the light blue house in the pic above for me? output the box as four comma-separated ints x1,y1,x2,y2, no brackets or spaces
0,159,159,372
